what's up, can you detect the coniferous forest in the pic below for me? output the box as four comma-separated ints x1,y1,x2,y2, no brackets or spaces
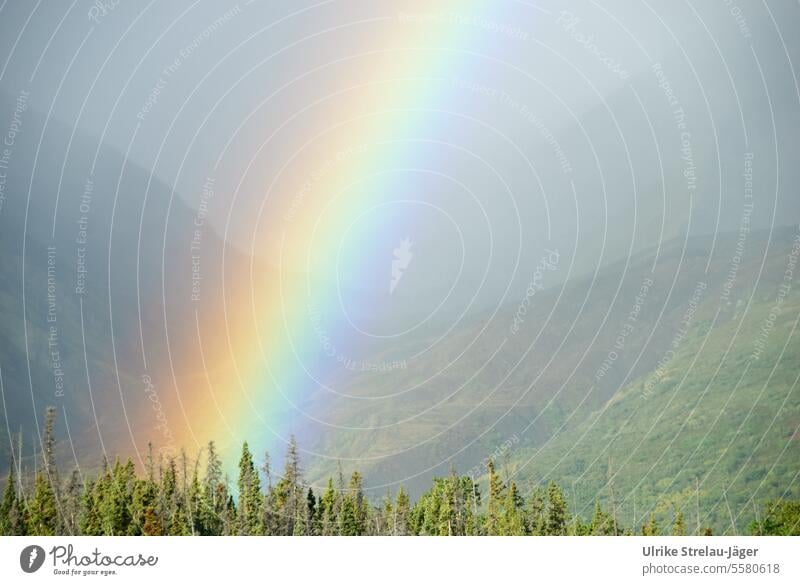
1,408,798,537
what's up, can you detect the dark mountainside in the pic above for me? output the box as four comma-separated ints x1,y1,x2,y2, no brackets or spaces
0,90,237,468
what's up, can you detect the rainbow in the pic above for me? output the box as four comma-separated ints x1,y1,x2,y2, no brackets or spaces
158,1,517,464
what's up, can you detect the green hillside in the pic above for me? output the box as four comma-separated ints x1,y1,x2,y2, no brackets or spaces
511,283,800,534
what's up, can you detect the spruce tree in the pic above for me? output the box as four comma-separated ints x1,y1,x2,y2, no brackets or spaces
28,407,61,534
42,407,59,492
260,450,279,535
142,507,163,536
378,491,393,536
274,436,302,535
545,481,568,535
304,487,318,535
0,464,21,535
236,442,262,535
79,479,102,535
485,459,505,535
340,471,368,535
525,485,546,535
222,492,237,536
591,500,615,535
161,457,192,535
319,477,339,535
641,512,661,536
160,456,176,518
201,442,224,535
187,459,202,535
464,478,481,536
111,460,135,535
62,469,83,535
28,472,58,535
134,448,161,536
392,486,411,536
672,509,686,536
131,477,157,535
168,494,191,535
752,499,800,536
95,460,116,535
503,481,526,535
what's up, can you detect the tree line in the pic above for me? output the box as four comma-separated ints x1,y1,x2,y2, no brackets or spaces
1,407,798,536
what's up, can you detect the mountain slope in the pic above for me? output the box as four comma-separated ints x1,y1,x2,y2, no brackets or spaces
299,227,800,513
511,275,800,534
0,90,234,468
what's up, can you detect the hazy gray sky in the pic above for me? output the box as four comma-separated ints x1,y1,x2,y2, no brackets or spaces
1,0,798,294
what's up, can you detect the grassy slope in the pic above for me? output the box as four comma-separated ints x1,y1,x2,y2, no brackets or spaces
303,231,799,502
512,286,800,534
